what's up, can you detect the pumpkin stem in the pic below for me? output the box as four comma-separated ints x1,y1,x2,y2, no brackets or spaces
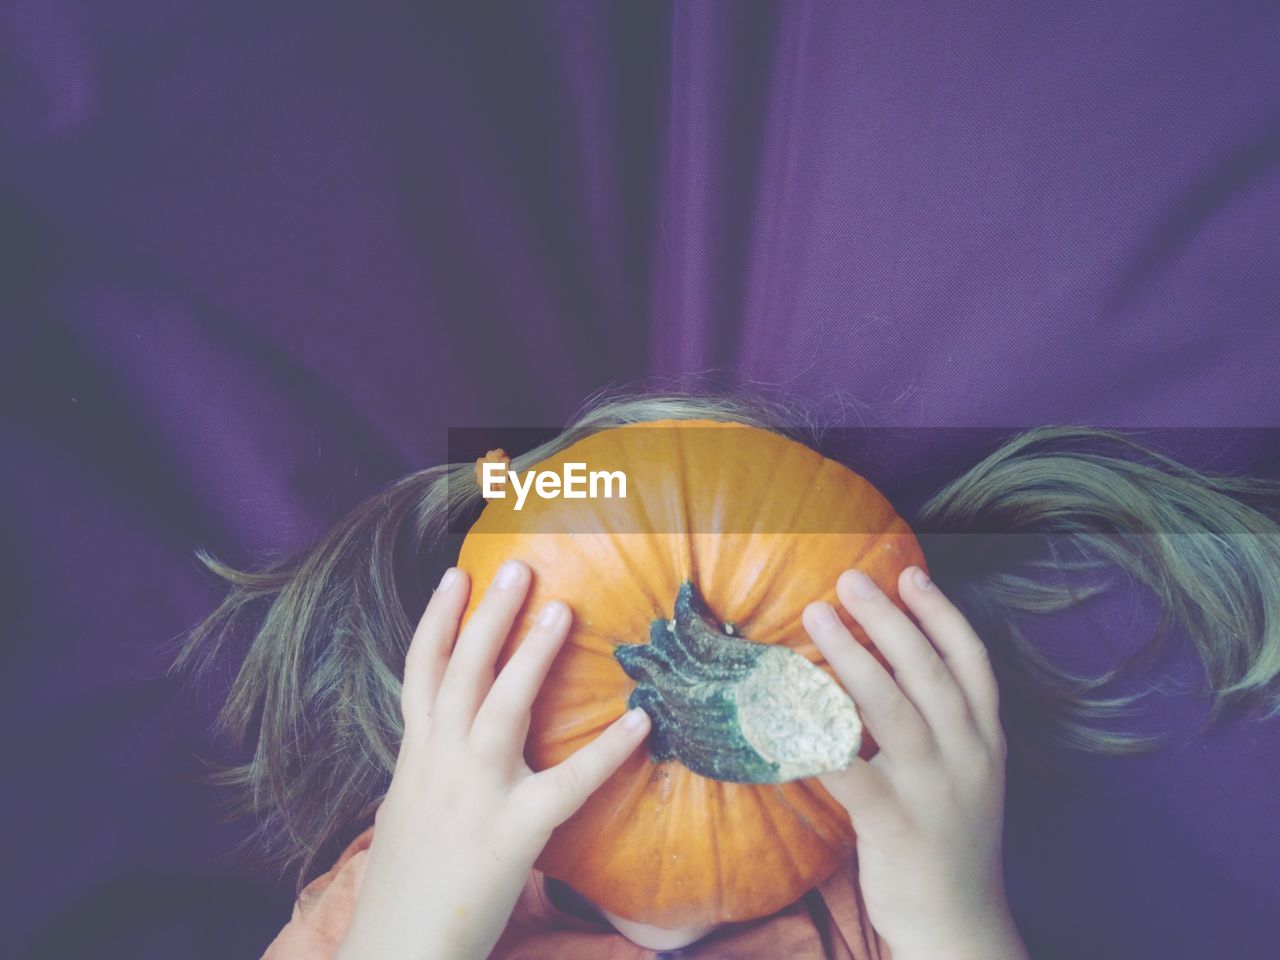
614,582,862,784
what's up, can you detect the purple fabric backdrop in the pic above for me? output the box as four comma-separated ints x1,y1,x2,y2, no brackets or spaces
3,2,1278,957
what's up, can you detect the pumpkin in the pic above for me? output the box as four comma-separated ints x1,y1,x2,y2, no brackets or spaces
456,419,925,927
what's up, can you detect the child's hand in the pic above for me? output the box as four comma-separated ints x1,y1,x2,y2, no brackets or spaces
803,566,1029,960
336,560,651,960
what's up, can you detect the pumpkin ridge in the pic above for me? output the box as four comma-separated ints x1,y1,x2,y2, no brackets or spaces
774,443,833,534
565,634,624,659
605,754,662,838
610,430,672,595
707,778,727,919
592,531,666,628
649,761,686,919
725,454,879,639
770,779,847,854
726,531,801,637
668,427,696,588
765,519,908,646
769,782,815,841
741,775,811,917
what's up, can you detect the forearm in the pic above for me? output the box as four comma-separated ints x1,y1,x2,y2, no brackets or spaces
335,904,508,960
895,933,1029,960
889,902,1030,960
334,865,528,960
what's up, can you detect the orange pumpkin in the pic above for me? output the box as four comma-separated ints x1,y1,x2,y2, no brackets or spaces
456,419,925,927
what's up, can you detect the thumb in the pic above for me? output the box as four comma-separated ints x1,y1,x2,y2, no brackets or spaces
819,757,900,832
526,707,651,828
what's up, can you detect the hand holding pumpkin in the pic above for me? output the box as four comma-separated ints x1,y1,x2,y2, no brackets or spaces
804,566,1029,960
335,560,652,960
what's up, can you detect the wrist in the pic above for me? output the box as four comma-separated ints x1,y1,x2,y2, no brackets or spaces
336,911,494,960
336,862,532,960
888,889,1028,960
891,915,1029,960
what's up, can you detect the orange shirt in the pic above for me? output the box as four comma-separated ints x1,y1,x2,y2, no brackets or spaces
262,828,890,959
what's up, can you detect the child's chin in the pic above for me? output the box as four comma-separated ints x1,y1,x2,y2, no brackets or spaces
599,907,723,950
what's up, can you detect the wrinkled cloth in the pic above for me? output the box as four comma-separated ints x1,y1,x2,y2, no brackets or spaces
263,829,889,960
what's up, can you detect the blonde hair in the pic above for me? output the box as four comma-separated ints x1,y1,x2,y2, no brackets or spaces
177,388,1280,887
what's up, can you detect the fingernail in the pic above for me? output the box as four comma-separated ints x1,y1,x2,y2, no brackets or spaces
538,600,566,627
622,707,649,730
846,570,880,599
809,602,840,629
495,560,525,590
437,568,459,592
912,567,934,591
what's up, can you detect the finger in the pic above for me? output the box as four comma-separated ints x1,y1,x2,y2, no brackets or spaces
525,707,651,828
818,757,901,831
433,559,531,733
897,566,1002,748
802,601,934,762
401,567,471,739
470,600,572,760
835,569,975,745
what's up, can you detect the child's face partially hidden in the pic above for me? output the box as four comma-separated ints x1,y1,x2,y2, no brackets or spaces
549,875,726,949
597,903,724,951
